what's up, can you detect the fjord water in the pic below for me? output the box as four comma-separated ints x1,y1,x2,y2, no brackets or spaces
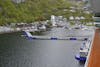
0,27,93,67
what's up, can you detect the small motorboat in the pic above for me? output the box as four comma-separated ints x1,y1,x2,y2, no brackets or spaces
75,40,90,62
75,48,88,62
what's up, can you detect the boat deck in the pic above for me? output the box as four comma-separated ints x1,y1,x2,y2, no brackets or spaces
87,29,100,67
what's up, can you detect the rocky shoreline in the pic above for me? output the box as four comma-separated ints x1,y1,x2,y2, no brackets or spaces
0,26,21,34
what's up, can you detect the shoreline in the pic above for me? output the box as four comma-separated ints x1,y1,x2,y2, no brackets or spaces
0,30,21,34
0,26,21,34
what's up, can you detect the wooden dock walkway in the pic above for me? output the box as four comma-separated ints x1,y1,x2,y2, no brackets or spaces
87,29,100,67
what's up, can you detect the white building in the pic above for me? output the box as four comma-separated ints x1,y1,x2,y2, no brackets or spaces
89,0,100,27
51,15,57,26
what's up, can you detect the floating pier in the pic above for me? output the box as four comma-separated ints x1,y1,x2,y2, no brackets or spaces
23,31,88,41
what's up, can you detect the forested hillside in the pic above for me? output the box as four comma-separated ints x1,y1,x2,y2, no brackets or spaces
0,0,93,25
0,0,73,25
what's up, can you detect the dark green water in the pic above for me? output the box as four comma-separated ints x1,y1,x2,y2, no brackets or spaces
0,28,86,67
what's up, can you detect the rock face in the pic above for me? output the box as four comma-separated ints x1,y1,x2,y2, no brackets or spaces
0,7,2,11
12,0,26,3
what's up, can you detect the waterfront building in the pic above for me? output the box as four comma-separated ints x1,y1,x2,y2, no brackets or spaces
89,0,100,28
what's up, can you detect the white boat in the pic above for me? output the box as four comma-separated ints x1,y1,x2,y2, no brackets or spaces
38,25,46,31
75,40,90,62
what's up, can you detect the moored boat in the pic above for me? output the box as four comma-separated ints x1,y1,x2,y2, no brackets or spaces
75,40,90,62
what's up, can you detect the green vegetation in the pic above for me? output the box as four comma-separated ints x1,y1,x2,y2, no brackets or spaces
0,0,93,25
70,21,75,25
0,0,72,25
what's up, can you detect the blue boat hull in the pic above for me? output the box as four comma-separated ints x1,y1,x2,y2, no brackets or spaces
75,54,86,62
